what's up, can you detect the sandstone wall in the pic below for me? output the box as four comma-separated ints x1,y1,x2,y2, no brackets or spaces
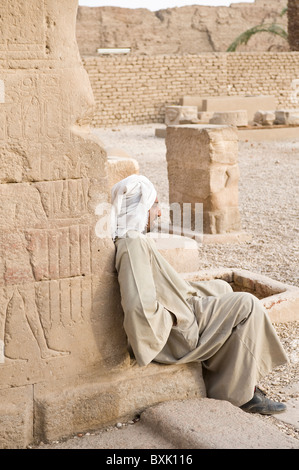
82,52,299,127
0,0,127,448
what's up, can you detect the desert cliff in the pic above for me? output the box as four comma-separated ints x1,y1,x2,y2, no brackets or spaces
76,0,288,56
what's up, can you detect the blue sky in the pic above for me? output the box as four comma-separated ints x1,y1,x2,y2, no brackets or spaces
78,1,255,11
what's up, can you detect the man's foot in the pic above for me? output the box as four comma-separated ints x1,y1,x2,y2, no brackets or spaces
240,387,287,415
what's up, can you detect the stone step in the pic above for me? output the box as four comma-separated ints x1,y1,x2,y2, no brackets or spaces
35,397,299,449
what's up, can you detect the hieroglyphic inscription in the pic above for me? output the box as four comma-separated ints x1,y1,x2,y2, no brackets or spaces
0,231,35,287
0,0,111,393
4,289,38,361
0,285,70,364
35,179,89,219
0,74,71,145
35,277,92,331
25,225,91,281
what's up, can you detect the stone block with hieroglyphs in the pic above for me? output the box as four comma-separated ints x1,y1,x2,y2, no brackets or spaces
0,0,127,447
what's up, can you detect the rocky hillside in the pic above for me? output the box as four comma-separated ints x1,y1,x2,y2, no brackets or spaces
76,0,288,56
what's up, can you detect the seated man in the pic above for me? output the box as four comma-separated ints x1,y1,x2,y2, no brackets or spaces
110,174,288,414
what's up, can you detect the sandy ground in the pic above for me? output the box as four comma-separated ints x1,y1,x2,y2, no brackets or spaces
91,123,299,440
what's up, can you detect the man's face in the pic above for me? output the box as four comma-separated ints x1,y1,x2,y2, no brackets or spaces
147,197,161,231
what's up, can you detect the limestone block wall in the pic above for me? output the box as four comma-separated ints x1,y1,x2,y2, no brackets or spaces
83,54,227,126
227,52,299,106
82,52,299,127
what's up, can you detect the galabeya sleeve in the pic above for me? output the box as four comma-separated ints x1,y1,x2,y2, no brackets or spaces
115,236,174,366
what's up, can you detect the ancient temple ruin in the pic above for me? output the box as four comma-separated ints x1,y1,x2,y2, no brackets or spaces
1,0,298,449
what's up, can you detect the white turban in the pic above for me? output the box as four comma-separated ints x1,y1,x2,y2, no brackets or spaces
110,174,157,240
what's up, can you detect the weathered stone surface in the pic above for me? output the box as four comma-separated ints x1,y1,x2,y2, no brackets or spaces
253,110,276,126
165,105,199,126
201,95,276,122
185,97,277,126
107,156,139,189
197,111,215,123
104,147,139,189
141,398,299,449
35,395,299,449
0,386,33,449
275,109,299,125
166,125,241,234
209,110,248,127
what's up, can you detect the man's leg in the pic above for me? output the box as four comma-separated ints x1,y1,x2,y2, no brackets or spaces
200,292,288,408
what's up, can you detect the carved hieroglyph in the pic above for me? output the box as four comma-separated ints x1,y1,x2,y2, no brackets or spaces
166,125,241,235
0,0,127,390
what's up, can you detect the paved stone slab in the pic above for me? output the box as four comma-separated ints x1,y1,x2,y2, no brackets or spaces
141,398,299,449
276,398,299,429
35,420,176,449
275,382,299,430
35,398,299,449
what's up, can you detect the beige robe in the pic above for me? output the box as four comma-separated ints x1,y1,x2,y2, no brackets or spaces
115,231,288,406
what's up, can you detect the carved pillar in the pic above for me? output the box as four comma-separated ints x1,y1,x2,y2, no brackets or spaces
0,0,127,447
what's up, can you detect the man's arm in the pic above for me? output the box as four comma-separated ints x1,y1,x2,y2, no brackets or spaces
115,237,173,366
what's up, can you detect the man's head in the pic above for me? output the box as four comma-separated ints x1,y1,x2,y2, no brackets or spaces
110,174,159,239
147,197,161,232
